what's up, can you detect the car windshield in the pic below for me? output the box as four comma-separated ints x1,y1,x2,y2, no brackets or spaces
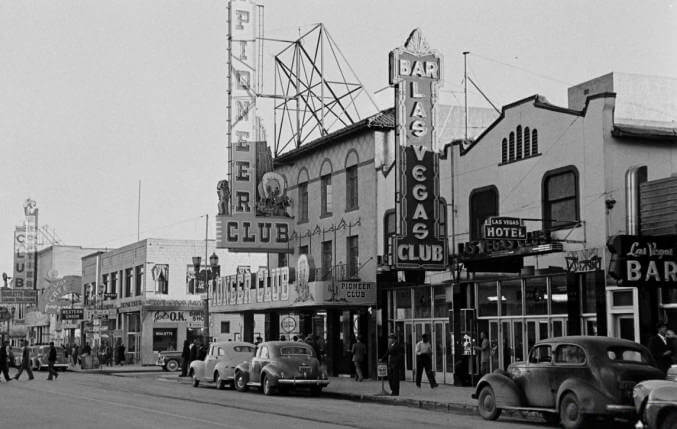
280,346,313,356
607,346,651,363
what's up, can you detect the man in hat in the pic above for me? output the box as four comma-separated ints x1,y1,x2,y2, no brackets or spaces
381,333,404,396
648,321,673,374
415,333,438,388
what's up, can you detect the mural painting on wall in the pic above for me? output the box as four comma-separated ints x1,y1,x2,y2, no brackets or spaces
294,255,315,303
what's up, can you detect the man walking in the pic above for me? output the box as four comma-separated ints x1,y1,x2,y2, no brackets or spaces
47,341,58,380
415,334,438,388
14,340,34,381
648,321,673,375
381,333,404,396
475,331,490,376
351,336,366,382
0,341,12,382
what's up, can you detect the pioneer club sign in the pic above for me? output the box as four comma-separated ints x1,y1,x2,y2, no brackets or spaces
390,29,447,270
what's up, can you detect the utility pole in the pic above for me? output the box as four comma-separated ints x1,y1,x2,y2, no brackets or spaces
204,214,209,343
463,51,470,142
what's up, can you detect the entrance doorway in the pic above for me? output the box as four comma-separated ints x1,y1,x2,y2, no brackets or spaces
614,314,635,341
403,320,452,384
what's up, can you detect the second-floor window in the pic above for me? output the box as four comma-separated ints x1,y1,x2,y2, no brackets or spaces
110,272,118,296
102,273,109,294
321,240,332,280
321,174,333,216
299,245,309,255
298,182,308,222
125,268,133,298
152,264,169,294
469,186,499,241
135,265,143,296
347,235,359,279
543,166,579,231
277,253,287,268
346,166,358,210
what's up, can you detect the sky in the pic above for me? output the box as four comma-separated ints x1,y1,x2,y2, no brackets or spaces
1,0,676,276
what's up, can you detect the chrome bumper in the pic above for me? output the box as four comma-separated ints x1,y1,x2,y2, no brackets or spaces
277,379,330,386
605,404,636,413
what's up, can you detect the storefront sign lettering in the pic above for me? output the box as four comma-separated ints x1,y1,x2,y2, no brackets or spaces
607,235,677,287
459,230,552,259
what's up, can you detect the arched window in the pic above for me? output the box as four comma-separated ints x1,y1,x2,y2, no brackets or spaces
501,138,508,164
542,166,579,231
320,159,333,217
532,129,538,154
469,186,499,240
297,168,309,223
345,150,359,211
509,132,515,161
524,127,531,157
516,126,523,159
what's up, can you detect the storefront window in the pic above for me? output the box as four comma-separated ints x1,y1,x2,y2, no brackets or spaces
433,285,447,318
550,275,568,315
499,279,522,316
414,287,431,318
525,277,547,315
661,287,677,305
477,281,498,317
581,272,597,313
395,288,412,319
153,328,177,352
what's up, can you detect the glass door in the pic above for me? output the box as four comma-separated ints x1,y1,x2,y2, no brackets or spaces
404,322,413,380
433,322,445,383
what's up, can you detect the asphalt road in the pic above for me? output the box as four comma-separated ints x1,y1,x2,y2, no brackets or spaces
0,370,547,429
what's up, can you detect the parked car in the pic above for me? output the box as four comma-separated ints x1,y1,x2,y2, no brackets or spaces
155,350,183,372
30,345,69,371
473,336,664,429
190,341,256,389
633,365,677,429
234,341,329,396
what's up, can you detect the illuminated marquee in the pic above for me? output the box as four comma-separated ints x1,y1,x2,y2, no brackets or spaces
390,29,447,270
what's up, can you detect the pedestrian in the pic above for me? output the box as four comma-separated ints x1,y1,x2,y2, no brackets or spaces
14,340,34,381
0,341,12,382
71,344,79,367
351,335,366,382
189,338,200,363
475,331,490,376
255,336,263,347
180,339,190,377
47,341,58,381
667,329,677,364
380,333,404,396
648,321,673,375
415,333,438,388
116,342,126,366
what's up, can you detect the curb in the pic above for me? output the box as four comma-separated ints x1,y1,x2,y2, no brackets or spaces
320,391,476,414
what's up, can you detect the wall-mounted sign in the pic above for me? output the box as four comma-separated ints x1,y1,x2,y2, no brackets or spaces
565,247,603,273
61,308,84,320
338,281,376,301
103,293,117,300
0,289,38,304
459,229,558,260
483,217,526,240
390,29,447,271
607,235,677,287
39,275,82,314
280,316,297,333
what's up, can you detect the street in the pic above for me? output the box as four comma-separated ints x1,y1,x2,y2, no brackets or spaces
0,371,543,429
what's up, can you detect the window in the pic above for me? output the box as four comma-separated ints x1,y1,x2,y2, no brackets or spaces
299,245,308,255
554,344,586,364
469,186,499,241
152,328,177,352
550,275,569,315
528,345,552,363
516,126,523,159
321,240,332,280
152,264,169,294
439,198,447,239
125,268,133,298
259,346,269,359
525,277,548,315
607,347,650,363
135,265,143,296
102,273,110,294
532,129,538,154
221,321,230,334
321,174,333,216
298,182,308,222
500,279,522,316
542,166,579,230
383,209,396,258
508,132,515,160
277,253,287,268
110,272,118,296
501,138,507,164
346,235,359,279
346,165,358,210
524,127,531,157
217,347,225,356
280,346,312,356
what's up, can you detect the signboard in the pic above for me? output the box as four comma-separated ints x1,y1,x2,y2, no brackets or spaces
0,307,11,321
103,293,117,300
152,310,204,328
607,235,677,287
459,229,558,260
280,316,297,333
0,289,38,304
61,308,84,320
483,217,526,240
390,29,447,271
377,363,388,378
13,199,39,289
13,227,28,288
338,282,377,302
216,0,292,254
39,275,82,314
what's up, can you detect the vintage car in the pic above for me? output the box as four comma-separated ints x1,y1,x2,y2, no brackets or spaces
189,341,256,389
155,350,183,372
473,336,664,429
633,365,677,429
234,341,329,396
30,345,69,371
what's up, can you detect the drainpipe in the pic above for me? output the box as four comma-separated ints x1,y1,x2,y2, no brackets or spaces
625,166,647,235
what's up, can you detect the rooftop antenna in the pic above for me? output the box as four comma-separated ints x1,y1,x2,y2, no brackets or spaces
463,51,469,142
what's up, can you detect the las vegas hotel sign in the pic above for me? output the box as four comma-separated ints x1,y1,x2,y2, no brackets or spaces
390,29,448,270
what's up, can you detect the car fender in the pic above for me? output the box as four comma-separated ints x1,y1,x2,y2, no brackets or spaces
261,364,282,385
556,377,610,413
190,361,205,380
214,361,235,380
474,372,525,408
235,361,251,376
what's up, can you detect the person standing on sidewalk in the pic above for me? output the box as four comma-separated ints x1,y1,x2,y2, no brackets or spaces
351,336,366,382
14,340,34,381
415,334,438,388
47,342,58,381
180,339,190,377
474,331,490,376
381,333,404,396
0,341,12,382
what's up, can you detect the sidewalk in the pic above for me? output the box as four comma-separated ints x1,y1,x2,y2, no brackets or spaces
70,364,162,374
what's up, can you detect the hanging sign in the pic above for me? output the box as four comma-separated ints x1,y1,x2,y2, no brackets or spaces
390,28,447,270
607,235,677,287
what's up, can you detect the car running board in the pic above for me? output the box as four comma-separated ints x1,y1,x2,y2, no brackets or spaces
501,406,556,413
246,382,261,387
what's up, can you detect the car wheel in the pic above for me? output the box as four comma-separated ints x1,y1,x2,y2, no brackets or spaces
659,409,677,429
559,392,587,429
216,373,226,390
310,385,322,396
262,375,276,396
541,412,559,426
192,375,200,387
234,371,248,392
165,359,179,372
477,385,501,421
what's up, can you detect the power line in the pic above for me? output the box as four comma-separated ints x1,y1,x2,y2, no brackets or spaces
470,52,572,86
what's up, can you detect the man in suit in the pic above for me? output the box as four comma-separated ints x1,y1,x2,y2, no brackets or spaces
648,321,673,375
47,342,58,380
0,341,11,382
180,339,191,377
381,333,404,396
14,340,33,381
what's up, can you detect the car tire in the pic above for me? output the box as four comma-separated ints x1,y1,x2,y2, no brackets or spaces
216,373,226,390
659,409,677,429
262,375,275,396
234,371,248,392
477,385,501,421
192,375,200,387
165,359,179,372
541,412,559,426
559,392,587,429
310,385,322,396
